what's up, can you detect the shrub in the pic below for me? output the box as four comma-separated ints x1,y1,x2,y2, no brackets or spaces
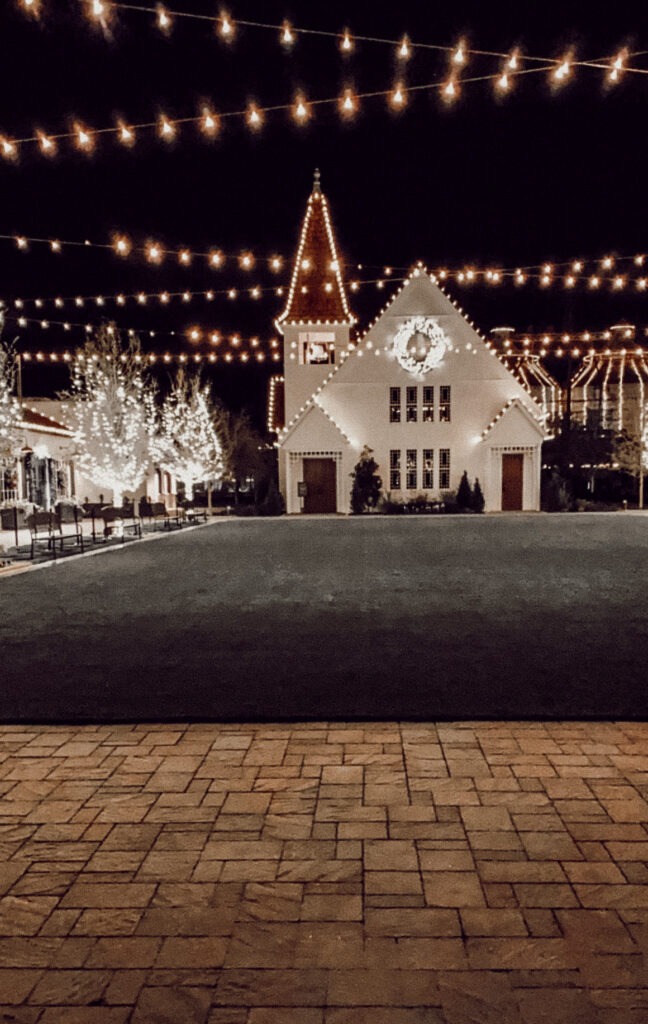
457,471,473,511
257,478,285,517
471,478,485,513
350,446,383,514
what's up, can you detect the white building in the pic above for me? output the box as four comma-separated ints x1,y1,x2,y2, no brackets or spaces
276,174,546,513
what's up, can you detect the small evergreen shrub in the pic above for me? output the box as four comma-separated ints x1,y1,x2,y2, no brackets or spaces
457,471,473,511
471,478,485,513
350,446,383,514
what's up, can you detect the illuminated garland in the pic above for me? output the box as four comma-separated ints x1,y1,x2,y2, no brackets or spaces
4,231,646,292
4,48,643,163
18,0,646,89
19,349,280,365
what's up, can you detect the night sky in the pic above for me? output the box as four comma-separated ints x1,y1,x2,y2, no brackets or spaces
1,0,645,427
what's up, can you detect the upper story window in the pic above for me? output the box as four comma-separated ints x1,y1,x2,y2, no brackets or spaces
439,385,451,422
299,331,336,365
389,387,401,423
422,386,434,422
406,387,418,422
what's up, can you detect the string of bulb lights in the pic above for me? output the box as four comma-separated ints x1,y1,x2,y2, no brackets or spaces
1,39,644,164
17,348,279,365
17,0,647,88
4,230,647,293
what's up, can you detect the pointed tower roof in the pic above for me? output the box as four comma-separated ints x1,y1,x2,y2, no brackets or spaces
276,170,356,330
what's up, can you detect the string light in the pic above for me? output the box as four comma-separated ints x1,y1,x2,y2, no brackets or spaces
280,20,294,47
246,103,263,129
36,130,56,155
397,35,411,60
340,29,354,53
293,94,310,124
201,108,219,137
155,3,171,33
452,39,467,66
442,77,458,103
495,71,511,93
1,137,17,160
158,115,176,140
553,53,573,84
118,120,135,146
146,242,163,263
608,49,627,85
340,88,358,118
390,82,407,109
218,10,234,40
74,123,94,151
507,48,520,71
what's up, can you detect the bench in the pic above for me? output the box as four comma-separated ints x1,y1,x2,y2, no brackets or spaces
183,507,209,524
55,504,85,554
26,511,58,560
150,502,185,530
100,506,142,541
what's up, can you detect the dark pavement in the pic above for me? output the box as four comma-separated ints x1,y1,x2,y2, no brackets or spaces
1,515,648,722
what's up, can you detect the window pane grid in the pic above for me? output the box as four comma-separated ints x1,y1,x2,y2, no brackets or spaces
439,448,451,489
423,449,434,489
389,449,401,490
406,449,417,489
389,387,401,423
422,386,434,422
439,385,451,422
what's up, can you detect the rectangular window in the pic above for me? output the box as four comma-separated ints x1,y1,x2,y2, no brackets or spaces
389,449,401,490
423,449,434,489
422,386,434,422
299,331,336,365
406,386,417,423
439,385,451,422
389,387,401,423
439,448,451,490
406,449,417,490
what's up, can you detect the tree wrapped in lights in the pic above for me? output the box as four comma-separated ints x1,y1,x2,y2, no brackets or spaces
0,328,22,471
152,370,223,502
65,325,154,505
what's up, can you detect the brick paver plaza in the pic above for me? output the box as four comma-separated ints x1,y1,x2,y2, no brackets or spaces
0,721,647,1022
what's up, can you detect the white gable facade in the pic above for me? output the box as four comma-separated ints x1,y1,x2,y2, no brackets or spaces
278,266,545,514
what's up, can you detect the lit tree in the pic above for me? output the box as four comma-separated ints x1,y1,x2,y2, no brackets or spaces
0,328,22,472
152,370,223,501
64,325,154,506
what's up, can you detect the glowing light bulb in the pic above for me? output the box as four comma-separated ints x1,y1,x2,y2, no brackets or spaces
118,121,135,146
20,0,40,16
398,35,410,60
507,49,520,71
301,258,311,271
634,255,645,266
189,328,201,342
201,108,219,136
219,11,234,39
495,72,510,93
113,234,131,256
340,29,353,53
240,252,254,269
543,264,553,275
182,291,191,302
572,260,582,272
159,116,175,140
602,256,613,269
293,95,310,123
159,292,169,303
137,292,147,304
228,289,237,300
452,40,467,65
566,275,575,288
156,3,171,32
553,55,572,83
90,0,106,20
50,240,61,253
116,294,125,305
637,278,647,291
178,249,191,265
589,275,600,289
247,104,263,129
608,50,626,84
442,78,458,102
251,287,260,299
146,242,163,263
280,21,294,47
390,82,406,109
340,89,357,116
1,137,17,159
37,131,55,155
270,256,282,271
75,124,94,151
613,275,625,289
209,250,223,267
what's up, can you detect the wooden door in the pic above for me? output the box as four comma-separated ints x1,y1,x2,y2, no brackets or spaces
303,459,337,513
501,453,524,511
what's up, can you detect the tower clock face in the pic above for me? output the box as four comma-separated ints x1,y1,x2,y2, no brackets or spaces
392,317,450,377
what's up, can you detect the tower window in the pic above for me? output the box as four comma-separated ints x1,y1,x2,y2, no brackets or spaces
389,449,401,490
422,386,434,422
389,387,401,423
406,386,417,422
299,331,336,364
439,448,451,489
439,385,451,422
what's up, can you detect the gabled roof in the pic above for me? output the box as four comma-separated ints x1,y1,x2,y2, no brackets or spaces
480,397,546,441
19,403,73,437
276,170,356,329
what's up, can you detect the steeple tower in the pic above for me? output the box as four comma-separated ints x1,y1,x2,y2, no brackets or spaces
277,172,356,422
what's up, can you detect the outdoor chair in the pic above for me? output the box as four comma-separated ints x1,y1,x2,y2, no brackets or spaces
26,511,57,560
184,507,209,524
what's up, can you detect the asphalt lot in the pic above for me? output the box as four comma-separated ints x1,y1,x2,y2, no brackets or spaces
1,514,647,721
